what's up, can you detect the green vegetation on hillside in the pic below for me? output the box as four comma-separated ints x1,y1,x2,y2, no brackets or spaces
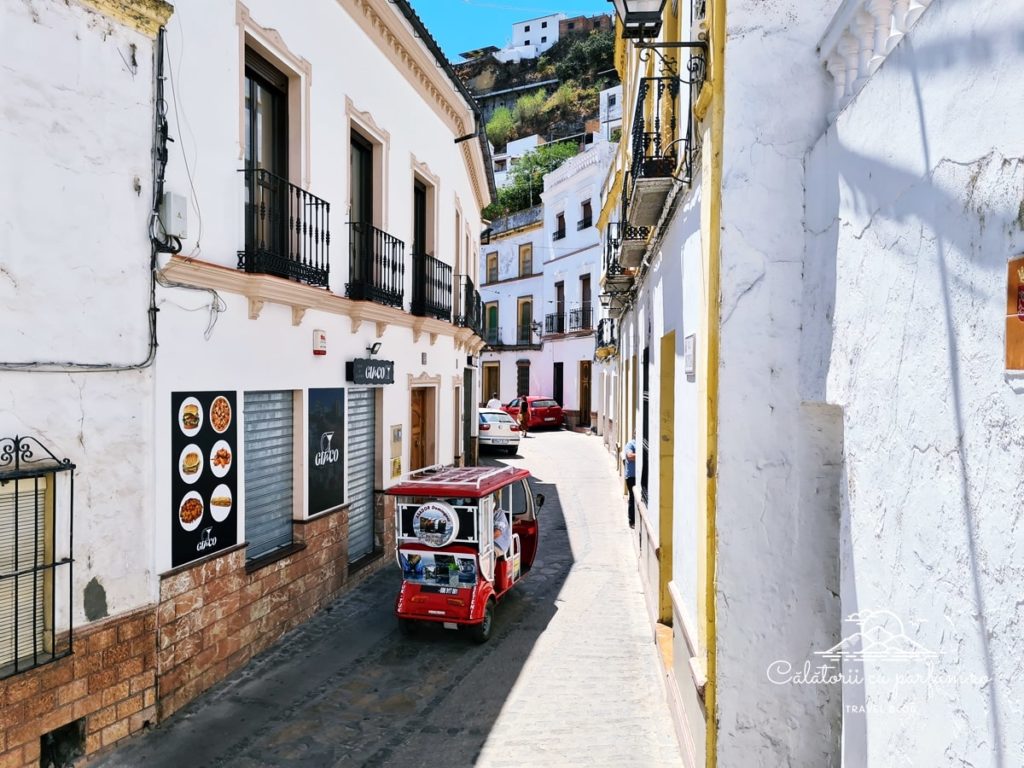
480,28,616,152
482,141,580,221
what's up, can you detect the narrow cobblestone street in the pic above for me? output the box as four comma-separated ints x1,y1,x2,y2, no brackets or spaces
91,430,681,768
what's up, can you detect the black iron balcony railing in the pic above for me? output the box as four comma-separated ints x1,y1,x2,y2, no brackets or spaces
347,222,404,308
411,252,453,322
577,216,593,231
545,312,566,334
597,317,618,348
631,76,682,183
516,323,534,344
239,168,330,287
483,326,501,345
604,222,624,276
553,228,566,241
569,305,593,331
454,275,484,336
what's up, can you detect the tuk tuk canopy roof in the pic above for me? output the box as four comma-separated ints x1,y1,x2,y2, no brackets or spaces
387,465,531,499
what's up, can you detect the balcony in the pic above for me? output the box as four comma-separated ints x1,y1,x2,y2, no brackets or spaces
625,65,700,228
545,312,566,335
239,168,330,288
603,222,641,285
346,222,404,308
553,227,566,241
576,216,593,231
454,274,484,338
597,317,617,348
516,323,534,345
411,252,453,322
569,306,593,331
483,326,501,346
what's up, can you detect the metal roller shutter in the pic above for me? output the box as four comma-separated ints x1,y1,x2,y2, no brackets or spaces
244,391,294,559
347,388,375,561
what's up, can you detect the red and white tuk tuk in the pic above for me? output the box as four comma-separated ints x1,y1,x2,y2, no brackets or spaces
388,465,544,642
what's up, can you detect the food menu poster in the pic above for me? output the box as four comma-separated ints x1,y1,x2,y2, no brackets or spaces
171,391,238,567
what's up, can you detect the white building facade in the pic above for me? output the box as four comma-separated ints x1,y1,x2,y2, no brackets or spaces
481,140,614,425
0,0,489,763
499,12,565,62
803,0,1024,764
600,0,1024,764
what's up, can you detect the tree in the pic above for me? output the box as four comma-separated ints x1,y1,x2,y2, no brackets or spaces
486,107,515,150
483,141,579,219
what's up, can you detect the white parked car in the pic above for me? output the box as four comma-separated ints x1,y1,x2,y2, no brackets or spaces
478,408,522,455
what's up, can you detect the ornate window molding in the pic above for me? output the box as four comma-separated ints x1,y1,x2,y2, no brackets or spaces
236,3,313,189
347,97,392,231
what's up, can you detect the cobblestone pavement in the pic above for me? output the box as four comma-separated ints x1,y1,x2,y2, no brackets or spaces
91,430,682,768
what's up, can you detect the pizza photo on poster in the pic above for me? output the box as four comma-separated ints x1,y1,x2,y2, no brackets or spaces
308,388,345,515
171,391,238,567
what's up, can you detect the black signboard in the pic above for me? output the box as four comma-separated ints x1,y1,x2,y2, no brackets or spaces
308,388,345,515
346,358,395,385
170,391,238,567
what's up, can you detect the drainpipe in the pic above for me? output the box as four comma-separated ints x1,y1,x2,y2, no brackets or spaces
702,0,725,764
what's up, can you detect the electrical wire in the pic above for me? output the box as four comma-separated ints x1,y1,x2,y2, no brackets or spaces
164,21,203,258
0,32,167,373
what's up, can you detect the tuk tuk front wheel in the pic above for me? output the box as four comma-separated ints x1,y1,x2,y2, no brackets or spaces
471,600,494,644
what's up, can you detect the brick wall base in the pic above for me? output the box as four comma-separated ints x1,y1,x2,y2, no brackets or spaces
1,502,398,766
0,608,156,768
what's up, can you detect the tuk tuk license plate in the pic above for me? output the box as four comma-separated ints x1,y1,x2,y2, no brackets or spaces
544,417,555,421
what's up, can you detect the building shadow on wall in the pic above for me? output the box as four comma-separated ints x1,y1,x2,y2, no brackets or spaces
803,32,1011,768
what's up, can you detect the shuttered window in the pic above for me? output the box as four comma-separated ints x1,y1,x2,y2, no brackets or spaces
0,477,47,673
244,391,294,560
346,389,376,562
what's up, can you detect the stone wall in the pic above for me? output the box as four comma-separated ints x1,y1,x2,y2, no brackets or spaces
156,508,351,719
0,608,157,768
0,505,398,767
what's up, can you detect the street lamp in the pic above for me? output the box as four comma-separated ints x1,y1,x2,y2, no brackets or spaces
608,0,666,39
608,0,708,59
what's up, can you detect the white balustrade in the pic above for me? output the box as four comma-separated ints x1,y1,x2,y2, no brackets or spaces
887,0,910,53
866,0,892,73
819,0,934,121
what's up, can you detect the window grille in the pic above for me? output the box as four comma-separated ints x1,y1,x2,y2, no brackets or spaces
0,436,74,679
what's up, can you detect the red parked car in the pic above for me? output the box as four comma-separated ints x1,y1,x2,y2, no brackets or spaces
503,396,565,429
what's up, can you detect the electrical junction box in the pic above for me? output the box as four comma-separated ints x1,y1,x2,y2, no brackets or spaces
160,192,188,238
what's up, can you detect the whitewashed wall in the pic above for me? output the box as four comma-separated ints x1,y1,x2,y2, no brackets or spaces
714,0,842,764
540,144,612,413
162,0,482,291
0,0,162,621
803,0,1024,763
153,0,486,572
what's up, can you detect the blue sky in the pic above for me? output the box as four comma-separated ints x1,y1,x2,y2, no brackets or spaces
410,0,612,61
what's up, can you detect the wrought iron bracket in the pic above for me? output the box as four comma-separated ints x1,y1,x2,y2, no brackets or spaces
635,39,707,77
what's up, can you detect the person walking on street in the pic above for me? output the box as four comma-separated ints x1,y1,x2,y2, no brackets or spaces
518,395,530,437
623,436,636,528
486,392,502,409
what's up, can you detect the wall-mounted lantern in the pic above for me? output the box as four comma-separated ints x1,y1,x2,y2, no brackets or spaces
608,0,666,39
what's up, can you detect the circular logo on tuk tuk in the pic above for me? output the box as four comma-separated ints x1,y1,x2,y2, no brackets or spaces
412,501,459,547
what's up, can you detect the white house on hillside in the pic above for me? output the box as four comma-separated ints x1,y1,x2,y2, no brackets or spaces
494,13,566,62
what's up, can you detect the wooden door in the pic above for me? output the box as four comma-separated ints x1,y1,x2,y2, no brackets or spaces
579,360,592,426
411,389,426,470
